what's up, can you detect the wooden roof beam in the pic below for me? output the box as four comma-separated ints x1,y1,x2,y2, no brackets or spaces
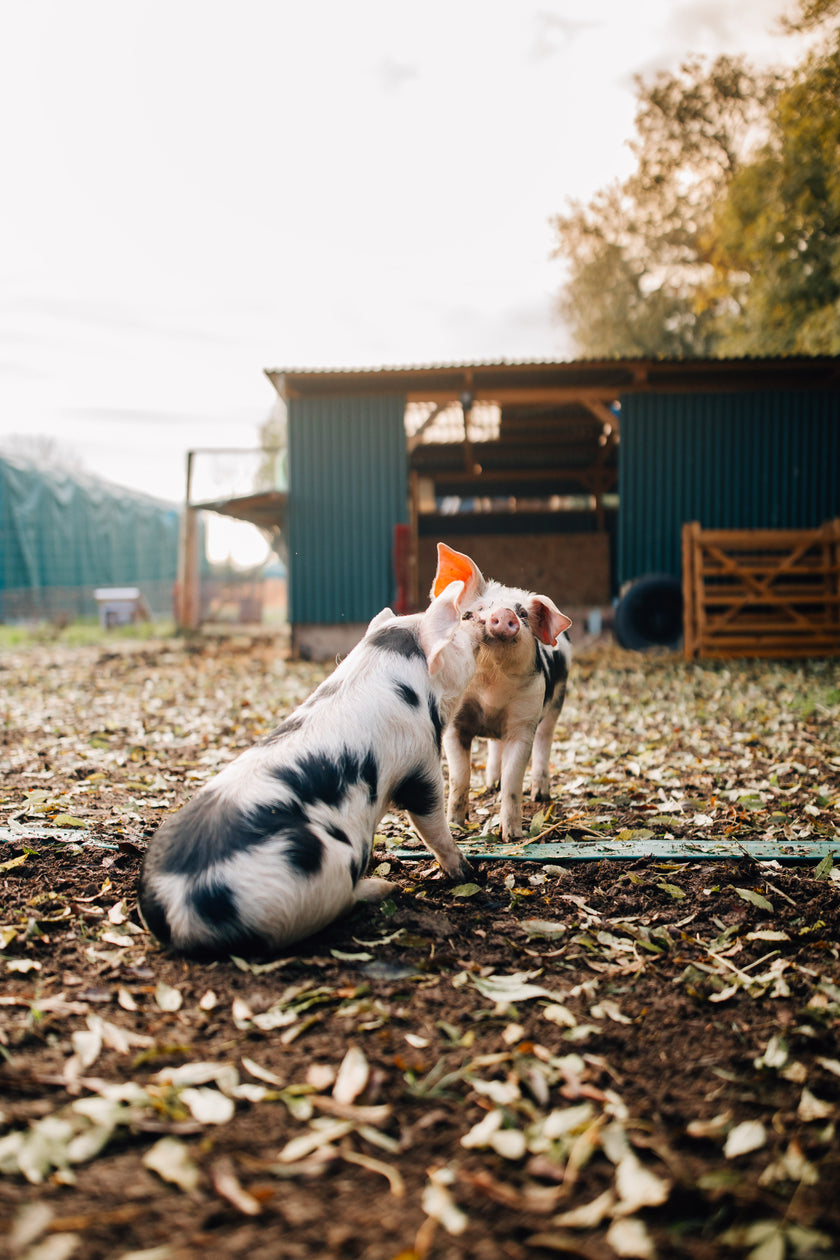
583,398,620,432
404,386,622,405
429,465,618,492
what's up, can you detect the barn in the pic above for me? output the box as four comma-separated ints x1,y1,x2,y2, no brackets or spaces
176,355,840,659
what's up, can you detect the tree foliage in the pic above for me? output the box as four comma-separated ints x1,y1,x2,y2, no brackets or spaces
708,27,840,354
552,56,779,357
552,3,840,358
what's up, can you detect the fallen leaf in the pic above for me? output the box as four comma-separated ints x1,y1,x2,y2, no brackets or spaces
657,882,686,900
490,1128,528,1160
117,988,138,1012
180,1087,235,1125
153,1062,239,1094
341,1148,405,1197
154,982,183,1013
813,853,834,879
606,1216,656,1259
9,1201,55,1252
242,1057,285,1087
754,1034,788,1071
758,1139,819,1187
552,1188,615,1228
19,1234,82,1260
735,888,774,913
0,853,28,874
143,1137,200,1192
686,1111,732,1139
521,919,567,939
613,1152,670,1213
470,970,558,1008
277,1120,355,1163
461,1109,504,1150
421,1166,468,1236
797,1088,834,1122
211,1158,262,1214
591,999,633,1025
724,1120,767,1158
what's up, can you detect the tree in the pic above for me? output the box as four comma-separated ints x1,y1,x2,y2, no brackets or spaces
552,56,780,358
708,24,840,353
781,0,840,33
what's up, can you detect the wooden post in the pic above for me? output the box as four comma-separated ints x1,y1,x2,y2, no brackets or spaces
682,521,702,660
408,470,420,611
176,451,201,632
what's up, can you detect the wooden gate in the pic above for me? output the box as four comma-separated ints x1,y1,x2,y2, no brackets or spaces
682,520,840,659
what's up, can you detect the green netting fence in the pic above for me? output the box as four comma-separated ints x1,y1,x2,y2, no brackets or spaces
0,454,181,622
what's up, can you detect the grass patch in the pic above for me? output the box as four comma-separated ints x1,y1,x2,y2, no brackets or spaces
0,620,177,649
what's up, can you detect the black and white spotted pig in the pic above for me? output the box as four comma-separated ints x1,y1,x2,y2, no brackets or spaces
137,581,479,959
431,544,572,843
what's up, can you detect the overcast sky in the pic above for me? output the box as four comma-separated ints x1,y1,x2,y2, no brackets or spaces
0,0,810,506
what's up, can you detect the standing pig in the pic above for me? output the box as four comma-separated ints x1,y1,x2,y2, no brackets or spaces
431,543,572,842
138,581,478,959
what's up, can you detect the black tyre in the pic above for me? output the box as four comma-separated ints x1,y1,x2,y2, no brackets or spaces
614,574,683,651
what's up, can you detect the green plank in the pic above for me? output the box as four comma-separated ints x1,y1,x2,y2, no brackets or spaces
394,837,839,863
0,826,119,850
5,826,833,865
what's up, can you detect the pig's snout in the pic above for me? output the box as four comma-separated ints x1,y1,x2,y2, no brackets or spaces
487,607,521,641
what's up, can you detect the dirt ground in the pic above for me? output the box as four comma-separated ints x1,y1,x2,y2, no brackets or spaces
1,636,839,1260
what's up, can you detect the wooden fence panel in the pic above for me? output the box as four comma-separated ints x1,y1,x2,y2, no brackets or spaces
682,520,840,659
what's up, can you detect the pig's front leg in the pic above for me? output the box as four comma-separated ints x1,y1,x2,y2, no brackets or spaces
498,732,536,841
354,877,398,902
443,725,472,829
409,802,475,882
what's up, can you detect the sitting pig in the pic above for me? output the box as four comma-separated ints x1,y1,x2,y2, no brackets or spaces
431,544,572,842
138,581,478,959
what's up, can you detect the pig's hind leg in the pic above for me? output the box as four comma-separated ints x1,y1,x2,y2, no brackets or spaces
442,726,473,831
530,709,558,802
531,649,569,801
485,739,502,788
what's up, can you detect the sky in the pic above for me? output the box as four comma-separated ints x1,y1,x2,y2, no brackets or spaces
0,0,811,520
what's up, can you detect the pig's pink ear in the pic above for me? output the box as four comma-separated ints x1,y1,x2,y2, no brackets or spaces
421,580,464,674
365,606,397,636
431,543,484,602
528,596,572,646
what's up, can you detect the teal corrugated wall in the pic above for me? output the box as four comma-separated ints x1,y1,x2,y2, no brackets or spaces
287,394,408,623
618,390,840,586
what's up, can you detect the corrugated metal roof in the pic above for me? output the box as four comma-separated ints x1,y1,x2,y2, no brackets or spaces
266,356,840,402
267,354,840,376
